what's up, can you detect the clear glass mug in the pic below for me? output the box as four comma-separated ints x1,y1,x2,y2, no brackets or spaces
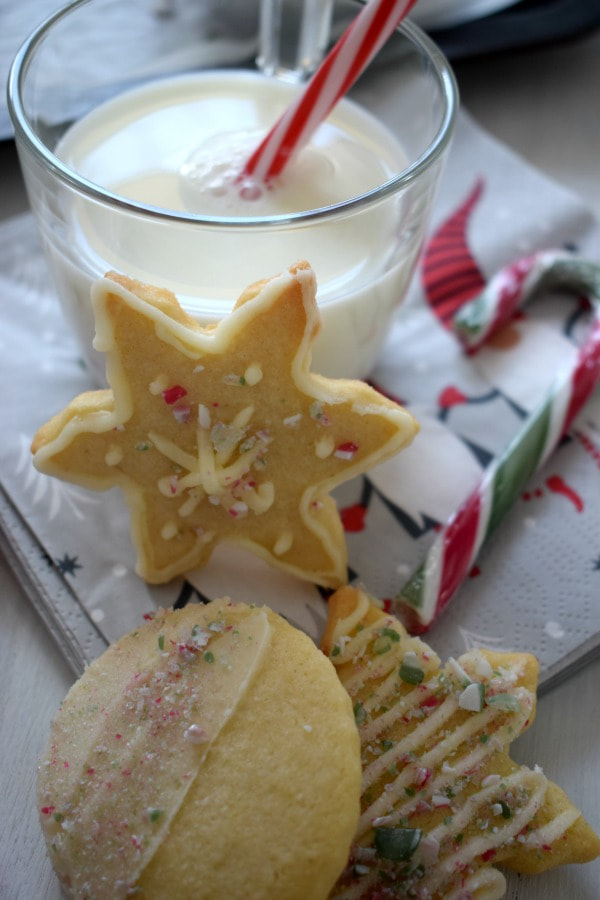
8,0,458,383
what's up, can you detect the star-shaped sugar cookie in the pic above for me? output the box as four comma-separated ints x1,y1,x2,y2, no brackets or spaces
32,263,417,586
321,586,600,899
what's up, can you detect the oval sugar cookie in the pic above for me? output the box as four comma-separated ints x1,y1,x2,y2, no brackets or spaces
37,599,361,899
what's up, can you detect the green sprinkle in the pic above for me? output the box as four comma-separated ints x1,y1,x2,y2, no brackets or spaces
500,801,512,819
331,644,341,657
134,441,151,451
381,739,394,751
356,623,365,632
381,627,400,642
148,808,163,823
399,663,424,685
443,816,453,826
157,634,165,651
353,701,367,725
456,833,464,844
480,733,490,744
53,812,64,823
203,651,215,663
485,692,521,712
405,787,416,797
373,637,392,655
445,786,455,799
374,827,422,862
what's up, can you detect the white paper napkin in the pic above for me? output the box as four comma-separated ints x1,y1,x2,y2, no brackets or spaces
1,109,599,690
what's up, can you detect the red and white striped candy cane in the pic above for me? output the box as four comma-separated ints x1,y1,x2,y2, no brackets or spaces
394,250,600,633
240,0,418,185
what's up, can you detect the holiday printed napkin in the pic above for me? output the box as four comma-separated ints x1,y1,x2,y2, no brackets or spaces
1,109,599,686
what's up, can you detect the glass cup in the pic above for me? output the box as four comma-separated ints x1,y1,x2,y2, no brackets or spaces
8,0,458,383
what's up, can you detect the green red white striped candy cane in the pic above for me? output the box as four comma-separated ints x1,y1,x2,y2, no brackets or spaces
393,250,600,633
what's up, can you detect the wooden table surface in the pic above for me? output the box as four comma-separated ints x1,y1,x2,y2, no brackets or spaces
1,22,600,900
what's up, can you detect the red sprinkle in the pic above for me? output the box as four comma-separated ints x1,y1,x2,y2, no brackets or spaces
420,694,441,709
115,733,122,740
41,806,55,815
86,768,95,775
162,385,188,405
481,849,496,862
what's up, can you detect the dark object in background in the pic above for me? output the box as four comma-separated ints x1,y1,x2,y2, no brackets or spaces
431,0,600,59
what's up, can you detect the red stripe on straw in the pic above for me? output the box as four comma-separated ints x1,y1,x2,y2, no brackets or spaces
241,0,418,184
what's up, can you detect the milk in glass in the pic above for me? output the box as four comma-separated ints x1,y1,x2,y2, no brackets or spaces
52,71,424,379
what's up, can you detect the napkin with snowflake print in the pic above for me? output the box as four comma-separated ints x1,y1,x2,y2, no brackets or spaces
1,108,599,686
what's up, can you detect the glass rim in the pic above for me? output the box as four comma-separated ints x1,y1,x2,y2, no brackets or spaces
7,0,459,229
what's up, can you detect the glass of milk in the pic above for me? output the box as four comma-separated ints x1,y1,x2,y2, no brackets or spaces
8,0,457,382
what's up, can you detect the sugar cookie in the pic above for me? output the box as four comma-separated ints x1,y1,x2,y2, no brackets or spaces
31,263,417,586
321,586,600,898
38,599,361,899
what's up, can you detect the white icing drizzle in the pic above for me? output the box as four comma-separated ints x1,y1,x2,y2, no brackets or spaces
445,865,506,900
160,520,178,540
273,530,293,556
243,362,263,385
149,419,273,518
104,444,123,466
327,599,580,899
315,435,335,458
522,807,581,848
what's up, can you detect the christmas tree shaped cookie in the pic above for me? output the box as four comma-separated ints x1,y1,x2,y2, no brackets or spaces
32,263,417,586
321,586,600,898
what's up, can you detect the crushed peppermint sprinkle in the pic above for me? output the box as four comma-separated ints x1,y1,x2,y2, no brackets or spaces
222,373,246,386
172,405,191,424
193,364,205,374
184,724,209,743
473,653,493,679
431,792,452,808
403,651,420,668
448,657,471,685
491,803,504,817
244,362,263,385
162,384,188,405
309,400,331,425
228,501,249,518
334,441,358,460
303,724,313,733
190,625,210,648
283,413,303,427
458,682,484,712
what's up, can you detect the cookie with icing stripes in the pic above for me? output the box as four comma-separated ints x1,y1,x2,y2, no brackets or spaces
321,586,600,899
31,263,417,587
